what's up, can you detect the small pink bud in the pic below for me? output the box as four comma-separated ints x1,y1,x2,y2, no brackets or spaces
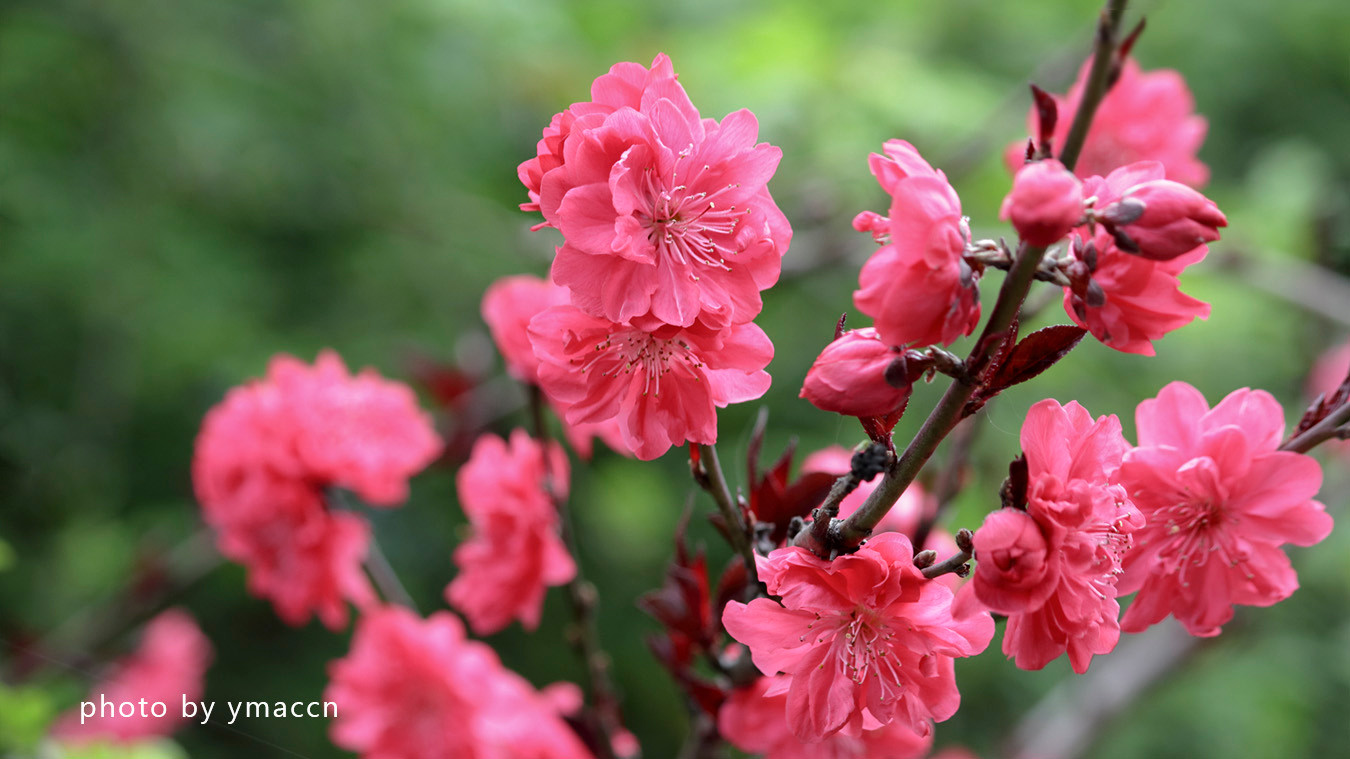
1000,160,1084,246
799,328,910,418
969,508,1052,614
1105,179,1227,260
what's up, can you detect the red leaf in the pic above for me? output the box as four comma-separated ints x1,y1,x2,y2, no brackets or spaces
992,325,1087,392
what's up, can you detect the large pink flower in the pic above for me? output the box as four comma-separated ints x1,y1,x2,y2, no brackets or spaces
481,274,631,458
1006,59,1209,187
326,606,594,759
718,675,932,759
529,305,773,460
722,533,993,742
192,351,441,628
447,430,576,635
853,141,979,348
533,56,790,330
519,54,697,216
956,400,1141,673
1118,382,1334,637
52,609,213,745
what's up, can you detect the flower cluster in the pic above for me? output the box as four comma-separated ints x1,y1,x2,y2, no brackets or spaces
1117,382,1333,636
326,606,595,759
446,430,576,635
52,610,213,745
511,54,787,460
193,351,442,628
722,533,993,743
956,401,1141,673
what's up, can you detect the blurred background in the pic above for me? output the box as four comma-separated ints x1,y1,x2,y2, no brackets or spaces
2,0,1349,756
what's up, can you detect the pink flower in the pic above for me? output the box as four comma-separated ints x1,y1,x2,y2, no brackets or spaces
52,610,213,745
1062,227,1209,355
719,676,932,759
326,606,594,759
956,400,1141,673
853,141,979,348
481,274,632,458
529,305,773,460
447,430,576,635
1000,159,1084,246
533,56,791,330
1117,382,1334,637
721,533,994,742
1006,59,1209,187
1307,339,1350,460
800,328,910,418
193,351,441,628
519,54,698,217
1090,163,1226,262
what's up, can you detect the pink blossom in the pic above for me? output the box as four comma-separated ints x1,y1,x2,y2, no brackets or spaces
1062,227,1209,355
1006,59,1209,187
447,430,575,635
529,305,773,460
519,54,698,217
853,141,979,348
326,606,594,759
1000,159,1084,246
1307,339,1350,460
192,351,441,628
956,400,1141,673
800,328,910,418
532,56,790,330
1117,382,1333,637
52,609,213,745
718,676,932,759
481,274,631,458
721,533,994,742
1089,163,1226,262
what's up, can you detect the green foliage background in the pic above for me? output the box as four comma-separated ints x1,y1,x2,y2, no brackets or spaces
1,0,1348,756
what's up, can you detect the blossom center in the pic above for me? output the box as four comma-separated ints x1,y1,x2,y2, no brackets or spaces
804,608,907,699
639,157,744,277
1150,497,1251,585
571,330,703,397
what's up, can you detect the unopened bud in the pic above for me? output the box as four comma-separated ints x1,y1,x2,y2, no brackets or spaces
1000,160,1085,247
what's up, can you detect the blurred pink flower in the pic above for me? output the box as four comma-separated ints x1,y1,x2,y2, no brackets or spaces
326,607,594,759
529,55,790,330
800,328,910,418
193,351,441,628
719,675,932,759
722,534,993,742
447,430,575,635
1006,59,1209,187
1000,159,1084,246
1306,338,1350,460
853,141,979,348
52,609,213,745
1118,382,1333,637
481,274,631,458
529,305,772,460
956,400,1141,673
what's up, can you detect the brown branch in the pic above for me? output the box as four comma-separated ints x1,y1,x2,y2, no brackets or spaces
920,528,974,579
528,385,625,759
793,0,1132,557
1281,399,1350,454
692,442,761,587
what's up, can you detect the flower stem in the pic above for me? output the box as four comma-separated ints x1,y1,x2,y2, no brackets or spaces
796,0,1132,557
692,442,761,587
527,385,624,759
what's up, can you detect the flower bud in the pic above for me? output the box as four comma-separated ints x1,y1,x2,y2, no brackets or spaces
1103,179,1226,260
799,328,910,418
1000,159,1084,246
967,508,1053,614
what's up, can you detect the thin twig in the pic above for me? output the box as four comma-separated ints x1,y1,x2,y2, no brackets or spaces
365,537,418,612
1281,400,1350,454
692,442,761,587
920,529,974,579
528,385,624,759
